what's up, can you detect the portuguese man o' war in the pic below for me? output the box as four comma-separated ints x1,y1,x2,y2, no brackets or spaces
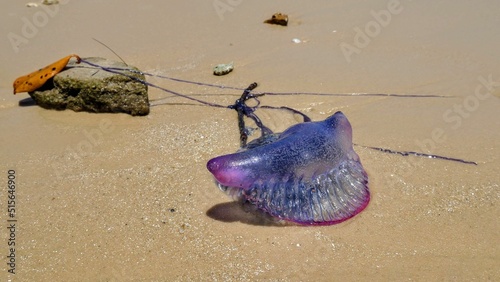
17,53,474,225
207,111,370,225
204,83,474,225
11,43,479,227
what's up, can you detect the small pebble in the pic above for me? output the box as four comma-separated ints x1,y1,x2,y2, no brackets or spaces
213,62,234,76
292,38,301,44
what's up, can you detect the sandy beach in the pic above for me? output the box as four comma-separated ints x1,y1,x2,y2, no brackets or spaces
1,0,499,280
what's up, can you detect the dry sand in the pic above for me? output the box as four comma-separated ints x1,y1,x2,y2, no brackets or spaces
1,0,499,281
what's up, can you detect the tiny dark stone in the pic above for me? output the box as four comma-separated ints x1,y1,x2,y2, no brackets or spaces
29,57,149,116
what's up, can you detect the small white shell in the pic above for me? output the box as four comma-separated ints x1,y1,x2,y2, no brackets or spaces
292,38,301,44
26,2,39,7
213,62,234,76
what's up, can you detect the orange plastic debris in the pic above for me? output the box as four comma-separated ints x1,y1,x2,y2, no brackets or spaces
13,54,81,94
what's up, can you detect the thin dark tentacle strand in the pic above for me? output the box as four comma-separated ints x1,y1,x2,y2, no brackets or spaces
260,105,312,122
237,110,247,146
356,144,478,165
76,65,455,99
262,92,454,98
79,65,246,91
77,60,477,165
246,112,273,137
148,73,243,91
229,83,273,146
79,59,227,109
92,38,128,66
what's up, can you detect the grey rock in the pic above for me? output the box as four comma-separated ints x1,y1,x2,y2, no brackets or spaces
213,62,234,76
29,57,149,116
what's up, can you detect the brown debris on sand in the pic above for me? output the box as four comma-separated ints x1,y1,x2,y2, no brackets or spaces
264,13,288,26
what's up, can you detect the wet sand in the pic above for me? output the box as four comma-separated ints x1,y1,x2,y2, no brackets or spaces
1,0,499,281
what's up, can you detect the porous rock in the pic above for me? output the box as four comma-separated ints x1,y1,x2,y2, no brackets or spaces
29,57,149,116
